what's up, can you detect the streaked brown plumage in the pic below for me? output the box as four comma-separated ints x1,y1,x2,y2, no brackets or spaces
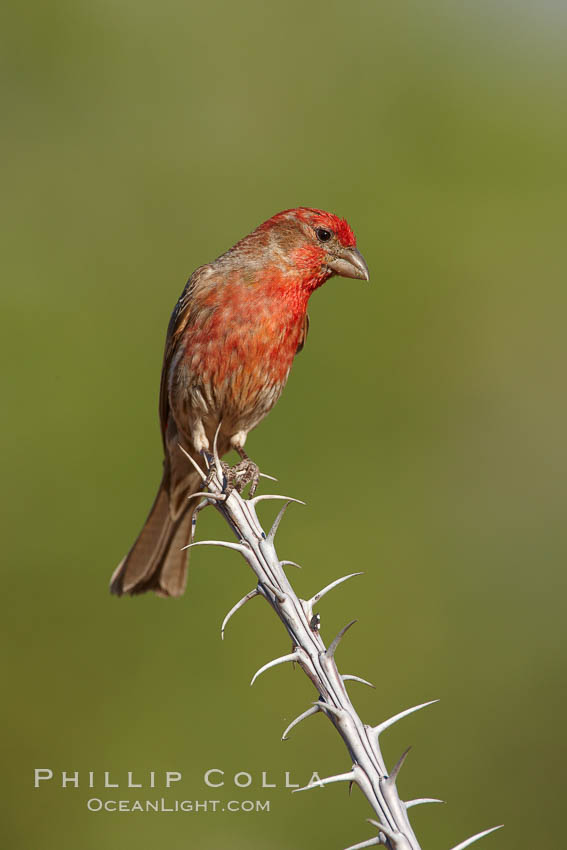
111,208,368,598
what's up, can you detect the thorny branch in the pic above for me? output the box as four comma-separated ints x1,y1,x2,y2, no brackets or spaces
182,446,502,850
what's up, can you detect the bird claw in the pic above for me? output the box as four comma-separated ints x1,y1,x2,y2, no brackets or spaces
204,454,260,497
231,457,261,496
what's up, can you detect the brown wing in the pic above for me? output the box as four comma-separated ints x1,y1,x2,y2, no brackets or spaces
296,311,310,354
158,265,211,447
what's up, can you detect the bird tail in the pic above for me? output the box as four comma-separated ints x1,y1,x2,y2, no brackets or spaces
110,469,201,598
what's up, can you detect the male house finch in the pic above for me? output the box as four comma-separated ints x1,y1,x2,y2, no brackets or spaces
111,207,369,598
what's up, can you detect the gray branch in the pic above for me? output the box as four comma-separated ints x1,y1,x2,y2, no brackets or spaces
187,452,502,850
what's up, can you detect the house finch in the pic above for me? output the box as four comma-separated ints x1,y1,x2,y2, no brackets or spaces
111,207,369,598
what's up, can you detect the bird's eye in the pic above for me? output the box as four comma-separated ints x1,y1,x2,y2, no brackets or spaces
315,227,332,243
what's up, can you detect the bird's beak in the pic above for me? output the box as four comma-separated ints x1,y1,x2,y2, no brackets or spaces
327,247,370,281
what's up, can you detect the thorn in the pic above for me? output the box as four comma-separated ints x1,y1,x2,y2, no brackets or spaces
325,620,357,659
281,704,320,740
343,838,380,850
372,699,439,738
266,501,295,542
261,579,287,603
281,560,302,570
186,491,226,503
258,472,278,481
315,700,344,720
212,421,223,478
220,589,259,640
405,797,445,809
250,651,299,686
367,820,397,842
342,674,375,689
348,780,353,796
309,572,364,608
387,747,411,785
293,769,355,793
191,499,208,519
448,826,504,850
178,444,206,481
249,494,305,508
181,540,249,555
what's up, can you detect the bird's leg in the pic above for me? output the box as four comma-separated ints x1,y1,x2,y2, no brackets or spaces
201,450,247,497
201,433,259,497
231,446,261,497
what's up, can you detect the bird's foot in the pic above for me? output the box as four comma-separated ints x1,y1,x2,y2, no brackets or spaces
202,452,260,497
228,457,261,497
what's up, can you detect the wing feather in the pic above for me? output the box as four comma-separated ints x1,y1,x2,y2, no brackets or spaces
158,266,211,445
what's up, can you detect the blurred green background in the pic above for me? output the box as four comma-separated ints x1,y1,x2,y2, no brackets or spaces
2,1,566,848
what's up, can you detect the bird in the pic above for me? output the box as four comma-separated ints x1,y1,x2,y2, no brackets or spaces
110,207,369,598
